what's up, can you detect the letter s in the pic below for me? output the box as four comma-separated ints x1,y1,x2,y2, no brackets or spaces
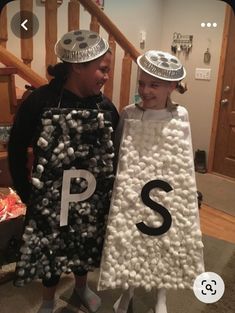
136,179,172,236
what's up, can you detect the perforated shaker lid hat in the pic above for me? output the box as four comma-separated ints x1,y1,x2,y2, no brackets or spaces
55,29,109,63
137,50,186,81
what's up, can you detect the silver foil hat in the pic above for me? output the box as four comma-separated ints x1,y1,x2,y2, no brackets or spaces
55,29,109,63
137,50,186,81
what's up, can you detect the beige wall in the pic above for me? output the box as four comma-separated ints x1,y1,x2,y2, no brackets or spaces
4,0,226,157
160,0,226,157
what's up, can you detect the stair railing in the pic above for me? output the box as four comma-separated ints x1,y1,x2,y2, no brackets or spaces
0,0,141,111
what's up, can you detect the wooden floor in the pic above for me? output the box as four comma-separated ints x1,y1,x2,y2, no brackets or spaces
199,203,235,244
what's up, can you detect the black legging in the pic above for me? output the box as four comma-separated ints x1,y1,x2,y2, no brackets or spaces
42,269,88,287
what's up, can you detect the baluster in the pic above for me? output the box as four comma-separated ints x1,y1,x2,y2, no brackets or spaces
119,52,132,112
0,68,17,124
68,0,80,31
45,0,58,80
0,6,8,47
20,0,33,67
104,34,116,101
90,15,100,33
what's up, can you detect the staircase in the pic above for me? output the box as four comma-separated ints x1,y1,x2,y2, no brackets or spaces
0,0,141,112
0,0,141,187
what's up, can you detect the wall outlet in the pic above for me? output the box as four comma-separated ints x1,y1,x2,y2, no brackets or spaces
195,68,211,80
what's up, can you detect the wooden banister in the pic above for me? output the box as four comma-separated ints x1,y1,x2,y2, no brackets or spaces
0,67,18,124
0,45,47,87
68,0,80,31
119,52,133,111
45,0,58,80
20,0,33,67
0,0,141,110
79,0,140,62
104,34,116,100
0,6,8,48
90,15,100,33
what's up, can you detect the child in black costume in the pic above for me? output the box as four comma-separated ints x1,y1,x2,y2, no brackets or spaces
8,29,119,313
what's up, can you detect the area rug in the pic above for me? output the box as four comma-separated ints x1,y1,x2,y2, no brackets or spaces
60,235,235,313
201,243,235,313
195,173,235,216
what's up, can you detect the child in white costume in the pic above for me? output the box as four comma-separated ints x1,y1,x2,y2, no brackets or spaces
98,50,204,313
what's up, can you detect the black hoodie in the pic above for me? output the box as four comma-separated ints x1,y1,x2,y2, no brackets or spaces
8,79,119,203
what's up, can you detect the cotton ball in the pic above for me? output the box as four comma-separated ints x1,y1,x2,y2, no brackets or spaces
170,129,179,139
162,127,171,137
188,194,196,203
102,262,111,272
181,155,191,166
67,147,74,156
148,164,155,174
162,238,170,249
192,229,202,239
163,143,172,152
144,213,155,225
185,220,193,229
171,144,179,154
135,273,142,285
146,284,153,292
129,270,136,279
163,154,172,164
110,281,117,289
100,271,111,282
178,283,185,289
119,156,128,170
141,156,150,164
180,140,188,150
165,135,173,144
195,241,204,249
150,220,162,229
150,258,158,268
133,262,141,272
153,152,160,160
36,164,44,173
132,166,141,175
122,282,130,290
111,205,119,215
188,203,197,213
37,137,48,148
122,138,131,147
121,147,130,155
32,177,44,189
115,279,123,287
169,119,178,128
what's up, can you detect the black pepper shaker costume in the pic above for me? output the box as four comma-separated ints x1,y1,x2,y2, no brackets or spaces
8,78,119,287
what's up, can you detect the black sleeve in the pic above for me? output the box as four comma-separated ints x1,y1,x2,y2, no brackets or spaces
101,95,119,131
7,88,46,203
100,95,119,173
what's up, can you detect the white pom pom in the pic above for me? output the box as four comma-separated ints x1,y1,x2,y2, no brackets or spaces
37,137,48,148
36,164,44,173
31,177,44,189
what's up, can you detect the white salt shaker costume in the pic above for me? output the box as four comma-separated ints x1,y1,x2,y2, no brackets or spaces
99,50,204,312
99,102,204,291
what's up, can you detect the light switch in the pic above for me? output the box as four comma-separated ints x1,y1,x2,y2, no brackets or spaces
195,68,211,80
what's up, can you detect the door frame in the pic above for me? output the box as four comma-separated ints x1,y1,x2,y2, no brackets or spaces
208,4,233,176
